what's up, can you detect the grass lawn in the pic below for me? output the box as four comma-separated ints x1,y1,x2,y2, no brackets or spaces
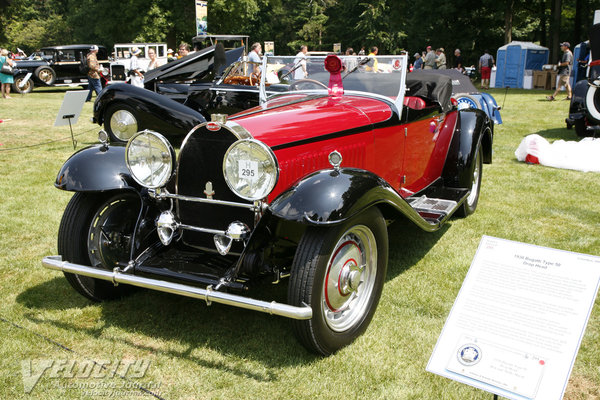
0,86,599,399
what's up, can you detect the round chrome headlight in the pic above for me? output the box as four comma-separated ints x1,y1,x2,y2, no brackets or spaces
223,139,279,201
125,130,175,188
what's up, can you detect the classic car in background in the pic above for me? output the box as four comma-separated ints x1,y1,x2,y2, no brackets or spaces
93,44,268,143
422,69,503,125
44,54,496,355
12,44,109,94
109,43,168,83
565,23,600,137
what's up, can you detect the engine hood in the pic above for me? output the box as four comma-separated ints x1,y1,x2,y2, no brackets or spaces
230,94,394,149
143,44,244,87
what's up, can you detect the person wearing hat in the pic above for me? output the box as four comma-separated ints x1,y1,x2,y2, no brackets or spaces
167,48,176,63
413,52,423,70
424,46,436,69
85,45,102,102
547,42,573,101
129,46,144,88
436,48,447,69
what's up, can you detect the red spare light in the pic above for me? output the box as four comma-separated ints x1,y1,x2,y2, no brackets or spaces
324,55,344,96
451,98,458,106
324,55,343,74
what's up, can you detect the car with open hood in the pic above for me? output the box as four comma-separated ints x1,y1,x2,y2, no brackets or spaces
43,54,495,355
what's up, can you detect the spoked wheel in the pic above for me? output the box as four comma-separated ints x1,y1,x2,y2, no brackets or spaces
289,79,328,91
35,66,56,85
288,207,388,355
104,103,139,142
456,141,483,217
58,192,140,301
12,76,34,94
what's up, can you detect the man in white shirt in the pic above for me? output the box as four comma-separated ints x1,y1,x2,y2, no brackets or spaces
294,45,308,80
248,42,262,75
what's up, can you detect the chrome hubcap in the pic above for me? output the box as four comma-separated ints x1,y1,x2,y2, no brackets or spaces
322,225,377,332
39,70,53,83
110,110,138,141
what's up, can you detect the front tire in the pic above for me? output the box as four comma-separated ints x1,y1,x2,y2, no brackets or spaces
104,103,140,143
12,76,34,94
288,207,388,355
58,192,140,301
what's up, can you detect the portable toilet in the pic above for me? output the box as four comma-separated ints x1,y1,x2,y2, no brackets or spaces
494,41,549,88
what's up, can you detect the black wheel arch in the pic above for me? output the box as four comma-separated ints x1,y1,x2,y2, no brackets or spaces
55,143,139,192
442,108,492,189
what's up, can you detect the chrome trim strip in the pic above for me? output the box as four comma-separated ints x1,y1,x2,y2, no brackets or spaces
42,256,313,320
155,191,257,211
224,120,253,140
178,223,225,236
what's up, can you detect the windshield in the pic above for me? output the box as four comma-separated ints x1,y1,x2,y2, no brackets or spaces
259,55,407,111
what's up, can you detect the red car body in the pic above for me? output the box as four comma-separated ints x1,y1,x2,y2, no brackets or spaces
44,55,494,355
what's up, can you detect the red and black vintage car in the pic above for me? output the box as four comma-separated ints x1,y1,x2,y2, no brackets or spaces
43,54,494,355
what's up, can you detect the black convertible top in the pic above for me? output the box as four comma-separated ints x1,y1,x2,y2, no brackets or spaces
405,71,454,112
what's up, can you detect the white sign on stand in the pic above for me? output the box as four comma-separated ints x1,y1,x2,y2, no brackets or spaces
54,90,88,149
427,236,600,400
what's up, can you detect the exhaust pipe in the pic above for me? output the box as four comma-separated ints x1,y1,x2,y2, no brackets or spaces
42,256,312,320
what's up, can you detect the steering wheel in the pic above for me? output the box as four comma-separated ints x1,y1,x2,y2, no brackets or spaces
289,79,328,91
250,71,261,86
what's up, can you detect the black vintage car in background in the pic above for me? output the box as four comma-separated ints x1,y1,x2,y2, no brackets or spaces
93,45,293,143
12,44,109,94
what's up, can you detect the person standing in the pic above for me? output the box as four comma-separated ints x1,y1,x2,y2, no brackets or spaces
0,49,15,98
413,52,423,70
129,47,144,88
147,48,159,70
248,42,262,75
178,43,190,59
479,50,495,90
436,48,447,69
344,48,358,72
294,45,308,80
454,49,463,71
366,46,379,72
424,46,436,69
547,42,573,101
85,45,102,102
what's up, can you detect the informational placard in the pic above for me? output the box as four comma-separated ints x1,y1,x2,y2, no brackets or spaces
264,41,274,56
333,43,341,53
427,236,600,400
54,90,88,127
196,0,208,36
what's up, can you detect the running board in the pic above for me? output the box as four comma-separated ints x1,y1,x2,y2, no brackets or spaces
42,256,312,320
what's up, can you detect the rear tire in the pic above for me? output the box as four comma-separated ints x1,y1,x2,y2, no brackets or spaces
58,192,140,301
456,141,483,217
104,103,140,143
574,118,589,137
288,207,388,355
34,66,56,85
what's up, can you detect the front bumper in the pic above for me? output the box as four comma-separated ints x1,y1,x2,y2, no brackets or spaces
42,255,312,320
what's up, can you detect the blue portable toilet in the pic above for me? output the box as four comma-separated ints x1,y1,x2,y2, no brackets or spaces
494,41,549,88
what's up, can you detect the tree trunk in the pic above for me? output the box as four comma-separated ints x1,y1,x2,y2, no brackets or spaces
551,0,562,63
504,0,515,44
540,0,547,47
574,0,582,45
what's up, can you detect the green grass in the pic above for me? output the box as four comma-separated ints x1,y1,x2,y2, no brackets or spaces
1,86,599,399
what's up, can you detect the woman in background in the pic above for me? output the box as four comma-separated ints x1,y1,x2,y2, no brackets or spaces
147,48,160,70
0,48,15,98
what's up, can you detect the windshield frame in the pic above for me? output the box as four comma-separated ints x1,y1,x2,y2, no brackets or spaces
258,54,407,117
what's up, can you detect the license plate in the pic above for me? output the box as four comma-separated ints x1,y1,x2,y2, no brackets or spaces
238,160,259,182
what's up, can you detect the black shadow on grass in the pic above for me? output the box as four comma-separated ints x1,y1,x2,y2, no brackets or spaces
386,217,450,281
17,217,450,373
529,127,577,141
18,276,315,377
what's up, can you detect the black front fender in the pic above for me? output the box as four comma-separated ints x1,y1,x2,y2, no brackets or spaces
442,109,492,188
55,144,138,192
94,83,206,140
269,168,445,231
